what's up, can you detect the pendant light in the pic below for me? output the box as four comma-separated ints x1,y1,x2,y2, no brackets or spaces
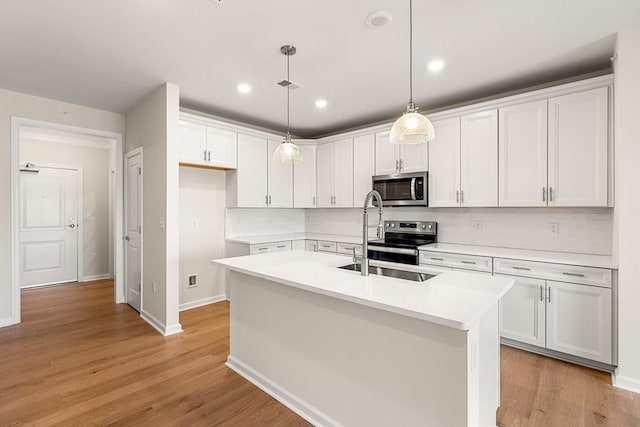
273,45,302,162
389,0,435,145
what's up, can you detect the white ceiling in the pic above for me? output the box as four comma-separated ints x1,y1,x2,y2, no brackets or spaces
1,0,639,137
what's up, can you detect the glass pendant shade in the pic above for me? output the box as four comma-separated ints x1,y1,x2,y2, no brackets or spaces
273,134,301,162
390,108,436,145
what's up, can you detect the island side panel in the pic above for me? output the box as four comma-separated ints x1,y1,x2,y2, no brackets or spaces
226,270,473,427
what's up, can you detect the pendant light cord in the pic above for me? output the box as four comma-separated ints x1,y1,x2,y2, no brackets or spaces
409,0,413,107
286,51,290,137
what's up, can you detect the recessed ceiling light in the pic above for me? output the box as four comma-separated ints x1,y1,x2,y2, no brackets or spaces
365,10,392,28
237,83,252,94
315,99,328,109
427,59,445,73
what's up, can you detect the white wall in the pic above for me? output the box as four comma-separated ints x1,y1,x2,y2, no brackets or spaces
225,208,305,238
613,28,640,392
0,88,124,327
306,207,613,255
125,82,181,335
179,166,226,309
20,139,112,281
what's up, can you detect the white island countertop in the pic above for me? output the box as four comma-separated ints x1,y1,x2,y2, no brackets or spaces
214,251,514,331
419,243,617,269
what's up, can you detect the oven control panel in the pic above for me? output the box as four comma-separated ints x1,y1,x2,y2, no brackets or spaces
384,221,437,235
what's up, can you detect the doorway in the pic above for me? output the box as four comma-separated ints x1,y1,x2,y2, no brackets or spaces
19,164,81,287
10,117,124,325
125,148,143,312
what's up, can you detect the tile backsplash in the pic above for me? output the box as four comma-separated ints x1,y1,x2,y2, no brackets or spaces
305,207,613,255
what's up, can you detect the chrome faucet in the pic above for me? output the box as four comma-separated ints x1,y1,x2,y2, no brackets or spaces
359,190,384,276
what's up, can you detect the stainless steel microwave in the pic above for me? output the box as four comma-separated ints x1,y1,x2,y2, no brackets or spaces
372,172,428,207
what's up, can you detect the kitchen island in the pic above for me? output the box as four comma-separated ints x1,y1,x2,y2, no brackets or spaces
214,251,514,427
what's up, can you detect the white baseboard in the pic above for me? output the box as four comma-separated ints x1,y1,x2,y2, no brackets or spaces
179,294,226,311
0,317,17,328
613,374,640,394
140,310,182,336
79,274,112,282
226,355,340,427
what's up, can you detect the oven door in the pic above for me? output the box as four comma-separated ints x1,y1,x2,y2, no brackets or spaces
372,172,427,207
367,246,419,265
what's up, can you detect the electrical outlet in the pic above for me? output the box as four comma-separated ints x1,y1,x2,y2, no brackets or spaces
191,219,197,229
152,280,157,293
471,221,482,232
92,253,98,261
188,274,197,287
159,216,165,230
549,222,560,235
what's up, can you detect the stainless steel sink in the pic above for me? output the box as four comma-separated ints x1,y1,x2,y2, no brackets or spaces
338,263,435,282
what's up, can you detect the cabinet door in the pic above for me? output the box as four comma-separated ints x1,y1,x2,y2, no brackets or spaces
498,100,548,207
267,139,293,208
429,117,461,207
497,275,546,347
374,131,399,175
293,144,317,208
291,240,305,251
546,280,612,364
206,127,237,169
399,142,428,173
333,139,354,207
461,110,498,207
305,240,318,252
547,87,608,207
179,121,207,166
316,143,334,207
353,134,375,207
237,134,268,207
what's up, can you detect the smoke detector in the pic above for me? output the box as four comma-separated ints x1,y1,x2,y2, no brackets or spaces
365,10,392,28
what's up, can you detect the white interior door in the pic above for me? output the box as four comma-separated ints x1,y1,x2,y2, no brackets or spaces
19,166,79,287
125,151,142,312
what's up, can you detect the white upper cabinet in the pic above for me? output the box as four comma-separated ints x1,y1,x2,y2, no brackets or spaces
547,87,608,207
227,133,292,208
294,144,317,208
429,117,461,207
461,109,498,207
374,130,428,175
179,120,237,169
316,139,354,208
498,100,548,207
353,133,375,206
267,139,294,208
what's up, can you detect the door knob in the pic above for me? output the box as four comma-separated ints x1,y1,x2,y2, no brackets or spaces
68,223,76,228
124,235,131,241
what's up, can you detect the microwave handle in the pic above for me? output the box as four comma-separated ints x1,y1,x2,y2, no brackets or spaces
410,177,417,200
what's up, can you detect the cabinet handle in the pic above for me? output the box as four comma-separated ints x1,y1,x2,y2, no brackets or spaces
258,247,268,251
542,187,546,202
268,195,272,205
461,190,464,204
461,260,476,265
400,159,404,171
207,150,211,162
512,266,531,271
204,149,207,162
456,190,460,203
549,187,553,202
313,196,316,206
277,245,286,248
539,285,544,302
395,159,399,171
547,287,551,303
562,272,585,278
265,195,269,206
430,257,444,261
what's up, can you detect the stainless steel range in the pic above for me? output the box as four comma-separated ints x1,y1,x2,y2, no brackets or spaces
367,220,437,265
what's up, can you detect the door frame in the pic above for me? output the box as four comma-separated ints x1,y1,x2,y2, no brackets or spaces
124,147,143,312
18,163,83,288
10,117,125,326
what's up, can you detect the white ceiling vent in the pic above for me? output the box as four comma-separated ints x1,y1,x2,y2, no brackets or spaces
277,80,302,91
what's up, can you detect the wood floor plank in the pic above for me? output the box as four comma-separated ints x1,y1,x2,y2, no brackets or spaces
1,280,639,426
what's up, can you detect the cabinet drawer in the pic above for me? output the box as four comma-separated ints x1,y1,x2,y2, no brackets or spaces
317,241,337,253
419,251,492,273
305,240,318,252
493,258,612,288
337,242,363,256
249,241,291,255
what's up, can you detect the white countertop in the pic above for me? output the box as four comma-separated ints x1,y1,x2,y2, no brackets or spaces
226,232,363,245
418,243,617,269
214,251,514,331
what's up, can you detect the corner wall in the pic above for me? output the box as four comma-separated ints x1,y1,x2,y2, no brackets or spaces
0,89,124,327
613,28,640,392
125,82,181,335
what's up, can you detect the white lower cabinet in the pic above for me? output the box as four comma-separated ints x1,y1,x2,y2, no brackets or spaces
317,241,337,253
498,272,613,364
291,240,305,251
249,241,291,255
305,240,318,252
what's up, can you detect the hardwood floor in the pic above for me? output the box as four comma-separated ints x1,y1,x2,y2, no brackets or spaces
0,280,638,426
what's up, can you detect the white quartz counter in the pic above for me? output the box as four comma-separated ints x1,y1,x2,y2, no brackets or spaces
214,250,514,331
419,243,617,269
225,233,363,245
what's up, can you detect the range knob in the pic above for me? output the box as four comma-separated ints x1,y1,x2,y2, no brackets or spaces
422,224,426,229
